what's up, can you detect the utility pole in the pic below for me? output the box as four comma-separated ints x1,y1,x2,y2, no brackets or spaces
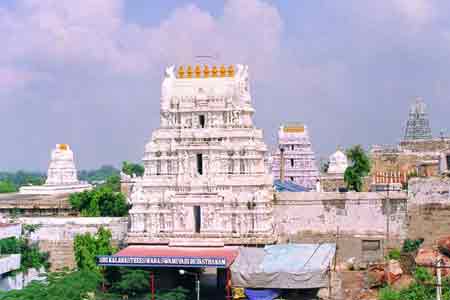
437,258,443,300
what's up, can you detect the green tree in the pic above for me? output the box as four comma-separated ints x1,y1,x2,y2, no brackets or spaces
77,165,120,183
0,181,17,193
74,227,115,273
344,145,371,191
122,161,145,177
69,186,129,217
103,174,121,192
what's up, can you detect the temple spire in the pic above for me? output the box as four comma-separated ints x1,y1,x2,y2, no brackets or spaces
404,97,432,140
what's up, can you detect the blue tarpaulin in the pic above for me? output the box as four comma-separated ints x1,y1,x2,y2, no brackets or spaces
273,180,309,192
231,243,336,289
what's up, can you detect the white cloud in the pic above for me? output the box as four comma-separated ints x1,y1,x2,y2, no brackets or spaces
392,0,435,26
0,0,284,92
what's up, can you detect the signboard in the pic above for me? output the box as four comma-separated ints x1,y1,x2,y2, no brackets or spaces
97,255,227,268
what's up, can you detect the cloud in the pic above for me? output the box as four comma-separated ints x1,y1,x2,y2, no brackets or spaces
0,0,283,92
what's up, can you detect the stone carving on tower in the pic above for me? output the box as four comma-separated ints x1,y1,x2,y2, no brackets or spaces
128,64,274,246
19,144,92,195
271,124,319,189
404,97,432,140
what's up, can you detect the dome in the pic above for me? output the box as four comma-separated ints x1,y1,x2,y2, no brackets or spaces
328,149,348,174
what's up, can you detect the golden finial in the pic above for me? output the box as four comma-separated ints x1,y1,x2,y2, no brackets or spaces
219,65,226,77
203,65,210,77
177,66,185,78
186,65,193,78
212,65,218,77
194,65,201,78
227,65,235,77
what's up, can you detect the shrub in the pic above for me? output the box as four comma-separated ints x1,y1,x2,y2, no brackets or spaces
69,186,129,217
74,227,115,272
386,248,401,260
402,238,424,253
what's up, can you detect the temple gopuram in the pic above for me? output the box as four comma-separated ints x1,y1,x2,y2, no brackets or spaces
126,64,274,246
271,124,319,190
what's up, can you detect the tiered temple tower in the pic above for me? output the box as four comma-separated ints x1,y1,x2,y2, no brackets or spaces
127,64,274,246
271,124,319,189
404,97,432,140
19,144,91,195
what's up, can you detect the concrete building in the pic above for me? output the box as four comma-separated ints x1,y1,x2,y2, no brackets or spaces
271,124,319,190
127,64,274,246
19,144,91,195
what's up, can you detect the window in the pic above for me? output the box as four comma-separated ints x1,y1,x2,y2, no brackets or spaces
156,161,161,175
291,145,294,150
240,159,245,174
194,206,201,233
446,154,450,170
199,115,205,128
290,177,294,181
196,153,203,175
362,240,381,251
290,159,294,167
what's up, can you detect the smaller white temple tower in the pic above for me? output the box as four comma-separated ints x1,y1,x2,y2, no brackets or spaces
327,149,348,175
20,144,91,195
271,124,319,189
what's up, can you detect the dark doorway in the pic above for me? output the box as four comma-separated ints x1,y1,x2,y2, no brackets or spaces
447,155,450,170
290,158,294,167
199,115,206,128
194,206,201,233
197,153,203,175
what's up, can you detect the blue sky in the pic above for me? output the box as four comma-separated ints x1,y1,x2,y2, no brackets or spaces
1,0,449,171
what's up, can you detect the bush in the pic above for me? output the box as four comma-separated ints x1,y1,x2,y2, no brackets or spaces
379,287,401,300
155,287,190,300
0,181,17,193
69,186,129,217
0,270,101,300
74,227,115,272
112,269,150,296
0,237,21,254
402,238,424,253
386,248,401,260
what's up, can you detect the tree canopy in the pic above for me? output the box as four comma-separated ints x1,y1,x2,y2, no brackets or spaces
69,185,129,217
77,165,120,183
344,145,371,192
122,161,144,177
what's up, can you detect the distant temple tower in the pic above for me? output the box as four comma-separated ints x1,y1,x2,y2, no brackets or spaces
328,148,348,175
404,97,432,140
271,124,319,190
19,144,91,195
127,64,274,246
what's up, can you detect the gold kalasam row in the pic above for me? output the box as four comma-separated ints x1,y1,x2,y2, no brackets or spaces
177,65,234,78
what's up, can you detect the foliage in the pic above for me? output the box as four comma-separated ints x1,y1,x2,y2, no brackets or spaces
77,165,120,183
344,145,371,191
378,267,435,300
0,237,21,254
70,186,129,217
103,174,121,192
0,269,101,300
122,161,145,177
402,238,424,253
0,181,17,193
0,171,45,189
112,269,150,296
74,227,115,273
386,248,401,260
154,287,190,300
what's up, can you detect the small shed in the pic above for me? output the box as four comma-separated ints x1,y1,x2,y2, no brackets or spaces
230,243,336,289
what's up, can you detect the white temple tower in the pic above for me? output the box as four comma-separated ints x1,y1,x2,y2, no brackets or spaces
19,144,91,195
271,124,319,189
328,149,348,175
127,64,274,246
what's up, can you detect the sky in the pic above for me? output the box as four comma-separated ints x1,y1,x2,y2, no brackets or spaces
1,0,450,171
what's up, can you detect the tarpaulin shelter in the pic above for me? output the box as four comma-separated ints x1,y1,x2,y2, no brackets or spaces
230,243,336,289
273,179,310,192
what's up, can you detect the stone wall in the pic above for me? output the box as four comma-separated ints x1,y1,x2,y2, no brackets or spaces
17,217,128,270
274,191,408,263
407,177,450,247
0,193,74,217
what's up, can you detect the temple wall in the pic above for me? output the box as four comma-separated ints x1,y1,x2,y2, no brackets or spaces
407,177,450,247
16,217,128,270
274,191,408,263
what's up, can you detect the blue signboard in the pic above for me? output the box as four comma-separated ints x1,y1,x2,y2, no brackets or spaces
97,255,227,268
